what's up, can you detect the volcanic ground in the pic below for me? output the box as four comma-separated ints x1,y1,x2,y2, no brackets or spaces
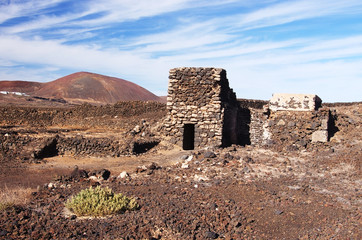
0,101,361,239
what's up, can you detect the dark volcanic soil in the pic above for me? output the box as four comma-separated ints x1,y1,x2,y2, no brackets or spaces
0,102,361,239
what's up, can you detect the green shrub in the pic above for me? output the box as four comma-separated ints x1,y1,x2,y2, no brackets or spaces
65,186,139,217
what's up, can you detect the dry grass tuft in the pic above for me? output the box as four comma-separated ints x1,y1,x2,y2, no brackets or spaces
0,186,33,211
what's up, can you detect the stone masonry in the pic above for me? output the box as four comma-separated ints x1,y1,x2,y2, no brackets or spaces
164,67,333,150
164,67,239,149
249,93,331,150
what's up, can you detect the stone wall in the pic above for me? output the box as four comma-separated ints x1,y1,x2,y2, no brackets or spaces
264,108,330,150
249,108,269,146
164,67,240,149
163,68,333,150
0,101,166,129
248,94,331,150
238,99,268,146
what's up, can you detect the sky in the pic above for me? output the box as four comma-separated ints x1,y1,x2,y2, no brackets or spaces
0,0,362,102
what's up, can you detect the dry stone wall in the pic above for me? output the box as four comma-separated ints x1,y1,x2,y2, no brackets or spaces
249,108,269,146
264,108,330,150
0,101,166,129
248,94,331,150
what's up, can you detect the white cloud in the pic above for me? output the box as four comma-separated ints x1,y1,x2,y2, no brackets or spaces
232,0,362,30
85,0,241,24
1,31,361,101
0,0,362,101
0,35,171,89
0,0,240,36
0,0,65,24
0,66,60,82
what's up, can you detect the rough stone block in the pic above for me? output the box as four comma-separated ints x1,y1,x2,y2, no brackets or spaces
269,93,322,112
311,130,328,142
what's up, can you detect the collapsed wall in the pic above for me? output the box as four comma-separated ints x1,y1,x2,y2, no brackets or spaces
249,93,331,150
164,67,240,149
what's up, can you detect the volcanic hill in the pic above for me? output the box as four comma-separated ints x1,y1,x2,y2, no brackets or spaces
0,80,42,93
0,72,161,104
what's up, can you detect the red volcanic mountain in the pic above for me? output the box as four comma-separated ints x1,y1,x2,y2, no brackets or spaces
0,72,161,104
0,80,42,93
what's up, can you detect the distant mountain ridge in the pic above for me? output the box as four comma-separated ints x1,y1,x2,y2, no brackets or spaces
0,72,161,104
0,80,42,94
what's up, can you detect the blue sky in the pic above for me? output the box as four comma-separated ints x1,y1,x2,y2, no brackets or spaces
0,0,362,102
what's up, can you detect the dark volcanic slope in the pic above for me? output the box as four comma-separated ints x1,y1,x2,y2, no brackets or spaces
34,72,160,104
0,81,43,94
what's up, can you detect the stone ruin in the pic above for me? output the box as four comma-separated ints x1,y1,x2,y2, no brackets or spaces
164,67,240,149
250,93,332,150
164,67,334,150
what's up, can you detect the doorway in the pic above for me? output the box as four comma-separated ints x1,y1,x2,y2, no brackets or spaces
183,124,195,150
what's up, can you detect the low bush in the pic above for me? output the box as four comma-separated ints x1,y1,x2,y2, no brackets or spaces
65,186,139,217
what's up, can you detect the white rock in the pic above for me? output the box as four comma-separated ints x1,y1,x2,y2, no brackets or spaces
133,125,141,133
194,174,209,182
186,155,193,162
312,130,328,142
181,163,189,169
88,176,98,181
118,171,129,179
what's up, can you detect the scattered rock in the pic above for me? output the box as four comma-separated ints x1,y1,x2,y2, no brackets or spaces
245,156,254,163
205,231,219,239
148,162,160,170
181,163,189,169
204,151,216,158
118,171,129,179
275,210,284,215
136,165,147,173
70,166,88,180
89,169,111,180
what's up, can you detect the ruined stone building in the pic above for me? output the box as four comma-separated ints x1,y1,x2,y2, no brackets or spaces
164,67,333,150
249,93,332,151
163,67,241,150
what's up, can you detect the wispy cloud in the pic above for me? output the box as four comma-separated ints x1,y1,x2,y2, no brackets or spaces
0,0,65,24
233,0,362,30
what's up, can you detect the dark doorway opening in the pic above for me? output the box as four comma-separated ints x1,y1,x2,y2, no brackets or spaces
183,124,195,150
237,108,251,146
